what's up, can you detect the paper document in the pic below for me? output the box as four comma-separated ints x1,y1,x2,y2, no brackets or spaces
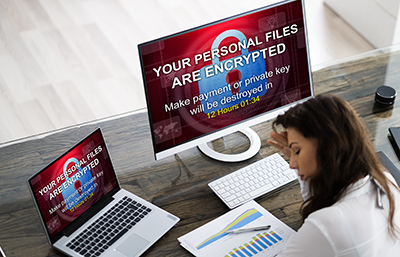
178,200,296,257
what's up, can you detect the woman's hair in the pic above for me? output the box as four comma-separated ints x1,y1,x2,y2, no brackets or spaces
272,94,398,236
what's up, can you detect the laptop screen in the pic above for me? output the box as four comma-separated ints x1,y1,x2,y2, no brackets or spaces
28,128,119,242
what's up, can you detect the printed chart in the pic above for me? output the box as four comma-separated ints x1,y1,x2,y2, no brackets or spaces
225,230,283,257
178,201,295,257
197,208,263,250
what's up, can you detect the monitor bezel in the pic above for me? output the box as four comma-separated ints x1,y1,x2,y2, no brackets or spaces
27,128,121,244
138,0,314,160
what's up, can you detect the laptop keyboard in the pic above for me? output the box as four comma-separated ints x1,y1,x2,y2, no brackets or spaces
66,196,152,257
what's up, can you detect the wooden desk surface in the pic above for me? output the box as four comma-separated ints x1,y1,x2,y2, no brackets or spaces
1,47,400,256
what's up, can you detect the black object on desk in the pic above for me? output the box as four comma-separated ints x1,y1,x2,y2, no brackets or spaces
389,127,400,155
377,151,400,187
375,85,397,105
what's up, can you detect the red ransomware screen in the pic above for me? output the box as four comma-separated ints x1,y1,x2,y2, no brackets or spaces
139,0,312,157
29,129,118,240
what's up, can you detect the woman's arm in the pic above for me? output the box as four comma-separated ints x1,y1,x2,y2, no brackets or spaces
277,218,335,257
268,130,311,201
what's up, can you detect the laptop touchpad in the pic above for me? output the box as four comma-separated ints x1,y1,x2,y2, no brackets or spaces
115,233,150,257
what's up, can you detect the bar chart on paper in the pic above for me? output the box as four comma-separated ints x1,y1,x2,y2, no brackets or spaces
178,201,296,257
224,230,285,257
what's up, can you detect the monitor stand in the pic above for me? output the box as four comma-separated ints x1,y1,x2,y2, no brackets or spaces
197,128,261,162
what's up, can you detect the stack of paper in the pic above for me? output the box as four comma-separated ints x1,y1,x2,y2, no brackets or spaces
178,201,295,257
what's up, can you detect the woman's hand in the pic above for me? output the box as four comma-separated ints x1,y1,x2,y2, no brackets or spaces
267,131,291,158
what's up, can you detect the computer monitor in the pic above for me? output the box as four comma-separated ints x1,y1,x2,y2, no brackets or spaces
138,0,313,161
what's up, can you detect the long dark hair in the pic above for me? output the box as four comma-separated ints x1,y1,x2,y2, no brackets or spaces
272,94,398,235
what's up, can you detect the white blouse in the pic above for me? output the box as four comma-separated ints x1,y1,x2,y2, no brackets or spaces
277,174,400,257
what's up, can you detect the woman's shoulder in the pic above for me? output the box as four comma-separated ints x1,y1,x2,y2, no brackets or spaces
306,177,373,228
306,205,345,229
299,206,352,251
304,203,370,248
305,174,394,231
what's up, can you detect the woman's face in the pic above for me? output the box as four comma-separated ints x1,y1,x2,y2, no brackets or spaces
287,127,318,181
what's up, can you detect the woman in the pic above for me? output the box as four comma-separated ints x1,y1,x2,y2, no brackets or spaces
267,94,400,256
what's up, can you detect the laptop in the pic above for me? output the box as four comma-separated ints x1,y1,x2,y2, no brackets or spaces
27,128,180,257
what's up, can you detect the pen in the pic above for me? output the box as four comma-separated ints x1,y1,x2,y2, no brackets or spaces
226,225,271,234
0,246,6,257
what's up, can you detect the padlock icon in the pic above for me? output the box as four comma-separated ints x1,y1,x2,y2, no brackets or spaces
198,30,268,114
61,157,96,211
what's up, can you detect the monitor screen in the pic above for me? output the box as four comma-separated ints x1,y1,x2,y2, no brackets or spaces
138,0,313,160
28,128,119,243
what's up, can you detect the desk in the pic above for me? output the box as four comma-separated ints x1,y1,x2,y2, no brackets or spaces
1,46,400,257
